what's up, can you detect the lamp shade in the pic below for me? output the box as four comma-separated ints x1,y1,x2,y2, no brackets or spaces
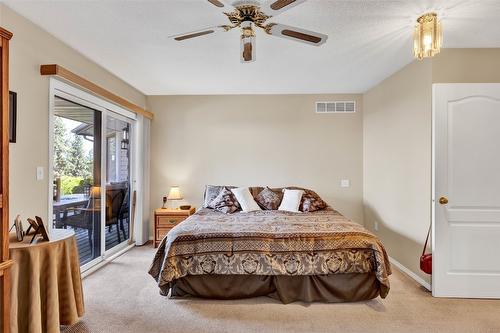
90,186,101,198
167,186,183,200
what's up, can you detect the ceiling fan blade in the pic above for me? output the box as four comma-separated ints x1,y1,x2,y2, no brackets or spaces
170,26,227,41
267,23,328,46
241,35,256,63
207,0,235,10
260,0,308,17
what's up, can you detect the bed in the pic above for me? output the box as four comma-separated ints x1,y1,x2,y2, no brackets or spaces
149,200,391,304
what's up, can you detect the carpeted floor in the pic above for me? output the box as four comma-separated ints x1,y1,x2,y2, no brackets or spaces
62,245,500,333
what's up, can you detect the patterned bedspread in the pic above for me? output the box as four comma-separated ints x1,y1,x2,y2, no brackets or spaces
149,208,392,297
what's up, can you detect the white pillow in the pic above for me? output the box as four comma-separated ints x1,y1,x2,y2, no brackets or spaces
231,187,262,212
278,189,304,212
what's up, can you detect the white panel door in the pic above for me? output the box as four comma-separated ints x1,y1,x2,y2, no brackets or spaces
433,83,500,298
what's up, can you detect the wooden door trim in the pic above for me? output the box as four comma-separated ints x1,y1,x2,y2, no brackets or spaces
0,26,12,333
1,36,9,263
0,28,13,41
40,64,153,119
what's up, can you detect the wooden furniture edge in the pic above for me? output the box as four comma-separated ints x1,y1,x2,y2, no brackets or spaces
0,28,13,41
40,64,153,120
155,207,196,216
154,208,195,247
0,259,14,274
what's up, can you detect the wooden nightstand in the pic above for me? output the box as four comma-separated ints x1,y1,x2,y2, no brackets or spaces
154,207,195,247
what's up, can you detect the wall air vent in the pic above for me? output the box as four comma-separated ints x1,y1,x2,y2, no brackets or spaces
316,101,356,113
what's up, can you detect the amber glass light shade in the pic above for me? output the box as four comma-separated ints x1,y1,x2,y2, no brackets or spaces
90,186,101,198
414,12,442,60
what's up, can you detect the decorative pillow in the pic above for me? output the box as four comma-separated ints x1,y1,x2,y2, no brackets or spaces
248,187,264,198
278,189,304,212
203,185,236,208
209,187,241,214
255,187,283,210
285,186,327,212
231,187,262,212
300,189,328,212
203,185,222,208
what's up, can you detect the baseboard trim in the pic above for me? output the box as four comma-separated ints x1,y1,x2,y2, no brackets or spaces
389,256,431,291
82,243,135,279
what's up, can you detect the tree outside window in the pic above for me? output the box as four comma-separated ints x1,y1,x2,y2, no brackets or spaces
53,116,93,195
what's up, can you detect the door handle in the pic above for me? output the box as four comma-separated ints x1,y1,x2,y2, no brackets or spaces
439,196,448,205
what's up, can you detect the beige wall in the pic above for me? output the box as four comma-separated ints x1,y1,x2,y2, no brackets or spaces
432,48,500,83
1,5,146,224
363,48,500,285
363,59,433,284
148,94,364,235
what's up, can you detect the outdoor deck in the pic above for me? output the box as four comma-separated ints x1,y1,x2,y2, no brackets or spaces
53,192,130,266
65,220,129,265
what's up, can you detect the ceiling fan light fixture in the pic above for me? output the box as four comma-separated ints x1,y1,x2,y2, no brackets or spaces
241,37,255,62
240,21,256,63
241,21,255,38
414,12,442,60
172,1,328,63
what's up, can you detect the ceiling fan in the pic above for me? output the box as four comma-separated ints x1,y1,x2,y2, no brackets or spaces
171,0,328,63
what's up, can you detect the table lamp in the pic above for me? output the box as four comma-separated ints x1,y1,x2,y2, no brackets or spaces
90,186,101,198
163,186,183,209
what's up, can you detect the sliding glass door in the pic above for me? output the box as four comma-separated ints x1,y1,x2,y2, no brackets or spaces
104,114,132,252
50,82,136,270
52,96,102,265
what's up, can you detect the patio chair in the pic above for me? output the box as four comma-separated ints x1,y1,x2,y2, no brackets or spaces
61,187,101,250
62,186,126,251
105,188,126,243
118,188,130,239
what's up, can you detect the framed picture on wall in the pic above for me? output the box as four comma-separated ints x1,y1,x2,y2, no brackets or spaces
9,91,17,143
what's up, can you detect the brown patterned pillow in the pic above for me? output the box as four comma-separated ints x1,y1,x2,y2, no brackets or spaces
209,187,241,214
255,187,283,210
285,186,327,212
248,187,264,198
300,189,327,212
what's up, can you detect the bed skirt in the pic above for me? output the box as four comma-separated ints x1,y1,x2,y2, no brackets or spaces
169,273,380,304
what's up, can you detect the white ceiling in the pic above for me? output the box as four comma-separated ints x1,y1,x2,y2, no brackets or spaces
4,0,500,95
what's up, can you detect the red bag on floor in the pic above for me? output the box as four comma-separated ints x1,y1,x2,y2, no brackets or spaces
420,223,432,274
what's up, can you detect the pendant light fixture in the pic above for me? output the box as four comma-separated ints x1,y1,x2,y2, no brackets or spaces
414,12,442,60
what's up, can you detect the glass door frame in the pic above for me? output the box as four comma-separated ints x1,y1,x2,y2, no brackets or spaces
48,78,137,273
103,111,135,255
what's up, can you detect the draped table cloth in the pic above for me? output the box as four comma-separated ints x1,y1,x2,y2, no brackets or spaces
9,229,85,333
